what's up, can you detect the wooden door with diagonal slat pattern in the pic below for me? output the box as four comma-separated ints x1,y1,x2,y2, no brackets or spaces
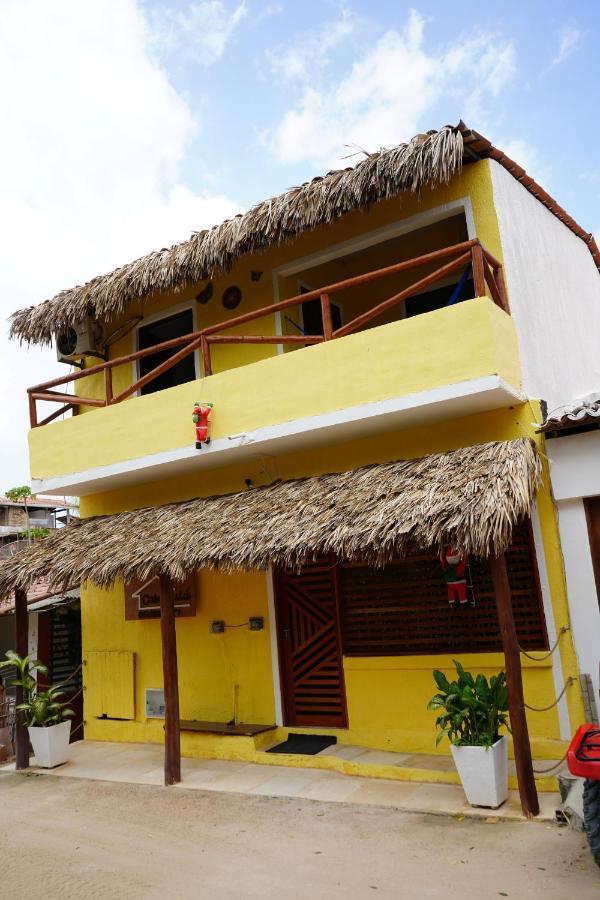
275,559,347,727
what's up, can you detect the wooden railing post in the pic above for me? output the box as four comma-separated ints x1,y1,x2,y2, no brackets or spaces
28,393,37,429
14,588,29,770
103,365,113,405
471,243,486,298
490,553,539,817
159,575,181,786
494,266,509,313
320,293,333,340
201,336,212,377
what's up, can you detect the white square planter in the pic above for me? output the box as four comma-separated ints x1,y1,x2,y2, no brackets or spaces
451,735,508,808
28,720,71,768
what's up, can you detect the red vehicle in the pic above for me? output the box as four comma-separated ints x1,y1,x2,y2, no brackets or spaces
567,724,600,866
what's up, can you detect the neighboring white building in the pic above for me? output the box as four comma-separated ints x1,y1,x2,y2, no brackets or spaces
541,398,600,718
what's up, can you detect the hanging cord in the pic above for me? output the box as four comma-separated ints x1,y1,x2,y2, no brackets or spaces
519,626,569,662
37,662,83,691
533,751,568,775
524,676,576,712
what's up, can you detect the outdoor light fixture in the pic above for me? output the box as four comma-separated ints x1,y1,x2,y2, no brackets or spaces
248,617,264,631
210,620,225,634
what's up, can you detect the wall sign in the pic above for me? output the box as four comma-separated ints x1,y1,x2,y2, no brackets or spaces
125,574,196,620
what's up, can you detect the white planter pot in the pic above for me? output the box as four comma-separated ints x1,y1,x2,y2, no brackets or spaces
451,735,508,808
28,720,71,768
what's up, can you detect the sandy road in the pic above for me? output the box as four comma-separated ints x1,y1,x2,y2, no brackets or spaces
0,771,597,899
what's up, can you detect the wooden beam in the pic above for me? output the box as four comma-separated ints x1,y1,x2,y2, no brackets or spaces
14,588,29,770
159,575,181,786
490,553,539,817
334,252,471,339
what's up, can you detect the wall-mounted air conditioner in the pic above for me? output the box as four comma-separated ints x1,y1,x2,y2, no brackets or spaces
55,317,104,364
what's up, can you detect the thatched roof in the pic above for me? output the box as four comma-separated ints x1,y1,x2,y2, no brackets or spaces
11,125,465,346
0,439,541,598
10,122,599,347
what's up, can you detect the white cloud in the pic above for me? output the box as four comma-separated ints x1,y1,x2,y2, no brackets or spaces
551,26,581,66
269,10,515,169
149,0,247,65
0,0,241,488
265,3,360,82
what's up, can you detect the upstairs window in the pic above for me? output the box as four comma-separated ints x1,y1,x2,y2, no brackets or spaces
137,309,196,396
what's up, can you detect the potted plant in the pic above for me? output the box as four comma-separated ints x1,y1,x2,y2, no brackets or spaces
0,650,74,768
428,659,510,808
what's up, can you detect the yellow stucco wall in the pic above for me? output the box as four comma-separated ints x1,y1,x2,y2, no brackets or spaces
30,297,520,479
80,404,585,761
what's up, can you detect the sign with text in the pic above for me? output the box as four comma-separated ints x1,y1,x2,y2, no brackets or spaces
125,574,196,621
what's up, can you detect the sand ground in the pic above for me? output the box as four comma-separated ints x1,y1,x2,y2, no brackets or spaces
0,771,597,899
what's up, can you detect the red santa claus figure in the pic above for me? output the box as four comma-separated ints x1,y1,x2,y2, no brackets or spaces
192,401,213,449
441,547,469,607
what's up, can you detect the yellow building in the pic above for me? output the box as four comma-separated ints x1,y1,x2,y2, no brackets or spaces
4,123,600,810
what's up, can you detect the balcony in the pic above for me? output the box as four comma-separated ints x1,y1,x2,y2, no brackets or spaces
26,241,523,496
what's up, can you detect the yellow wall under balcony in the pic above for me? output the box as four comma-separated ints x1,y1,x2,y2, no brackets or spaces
79,404,585,764
29,298,519,480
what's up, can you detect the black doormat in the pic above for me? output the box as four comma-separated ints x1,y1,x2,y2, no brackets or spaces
267,733,337,755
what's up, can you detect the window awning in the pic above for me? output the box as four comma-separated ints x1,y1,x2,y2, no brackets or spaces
0,438,541,598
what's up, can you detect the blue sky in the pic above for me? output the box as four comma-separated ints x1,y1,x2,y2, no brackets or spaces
0,0,598,486
145,0,599,229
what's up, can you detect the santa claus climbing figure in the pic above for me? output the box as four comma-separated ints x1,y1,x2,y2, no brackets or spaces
192,401,213,449
441,547,469,607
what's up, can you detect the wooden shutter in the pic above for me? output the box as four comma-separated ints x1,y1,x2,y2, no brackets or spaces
87,651,135,719
340,521,548,656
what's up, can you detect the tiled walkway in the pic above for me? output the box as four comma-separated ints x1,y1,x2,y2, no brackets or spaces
2,740,561,822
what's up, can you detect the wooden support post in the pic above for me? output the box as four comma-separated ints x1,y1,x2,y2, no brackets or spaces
490,553,539,817
201,336,212,377
14,588,29,770
104,366,113,405
320,293,333,340
471,243,486,298
28,393,37,429
494,266,510,314
159,575,181,786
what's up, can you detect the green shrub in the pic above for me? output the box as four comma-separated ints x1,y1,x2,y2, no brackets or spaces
0,650,74,727
427,659,509,747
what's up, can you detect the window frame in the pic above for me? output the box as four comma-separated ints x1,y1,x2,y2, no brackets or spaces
132,300,200,397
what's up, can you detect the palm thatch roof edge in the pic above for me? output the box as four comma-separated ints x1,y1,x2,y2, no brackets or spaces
0,438,542,598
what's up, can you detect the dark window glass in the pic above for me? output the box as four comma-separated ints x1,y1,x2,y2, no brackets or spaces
301,286,342,336
405,278,474,318
138,309,196,396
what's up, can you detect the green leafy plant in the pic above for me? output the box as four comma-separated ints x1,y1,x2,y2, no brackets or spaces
0,651,74,728
427,659,509,747
5,485,34,544
18,527,49,540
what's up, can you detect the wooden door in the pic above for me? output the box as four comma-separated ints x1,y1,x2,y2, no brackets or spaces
275,559,347,727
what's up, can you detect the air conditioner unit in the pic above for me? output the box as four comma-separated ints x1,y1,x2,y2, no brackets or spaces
55,317,104,364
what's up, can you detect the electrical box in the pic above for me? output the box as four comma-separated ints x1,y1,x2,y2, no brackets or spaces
145,688,165,718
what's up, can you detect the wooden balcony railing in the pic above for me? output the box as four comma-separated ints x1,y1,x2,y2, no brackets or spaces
27,239,508,428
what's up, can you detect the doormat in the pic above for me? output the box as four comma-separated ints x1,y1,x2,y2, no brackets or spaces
267,733,337,755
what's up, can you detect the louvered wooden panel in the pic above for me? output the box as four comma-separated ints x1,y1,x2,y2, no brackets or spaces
275,559,347,727
340,521,548,656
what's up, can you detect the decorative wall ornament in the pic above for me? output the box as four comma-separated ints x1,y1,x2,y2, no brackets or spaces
250,270,263,282
222,285,242,310
441,547,474,607
196,282,213,304
192,401,213,449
